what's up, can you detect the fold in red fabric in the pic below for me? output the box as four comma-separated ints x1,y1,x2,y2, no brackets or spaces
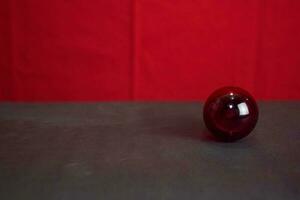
0,0,299,101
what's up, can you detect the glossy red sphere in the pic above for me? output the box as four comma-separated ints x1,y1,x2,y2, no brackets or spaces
203,86,259,142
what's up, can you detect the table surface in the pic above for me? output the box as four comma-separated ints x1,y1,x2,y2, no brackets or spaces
0,102,299,200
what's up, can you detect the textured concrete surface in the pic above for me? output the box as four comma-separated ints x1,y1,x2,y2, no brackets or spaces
0,102,299,199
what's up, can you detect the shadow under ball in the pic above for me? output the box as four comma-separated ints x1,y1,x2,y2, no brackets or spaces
203,86,259,142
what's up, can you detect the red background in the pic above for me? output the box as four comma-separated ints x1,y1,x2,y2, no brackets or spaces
1,0,299,101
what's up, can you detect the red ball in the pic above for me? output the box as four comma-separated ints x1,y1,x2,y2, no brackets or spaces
203,86,259,142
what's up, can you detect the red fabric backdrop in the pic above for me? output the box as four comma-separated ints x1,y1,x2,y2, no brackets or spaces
1,0,299,101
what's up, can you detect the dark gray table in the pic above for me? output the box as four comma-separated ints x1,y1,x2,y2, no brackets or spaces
0,102,299,200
